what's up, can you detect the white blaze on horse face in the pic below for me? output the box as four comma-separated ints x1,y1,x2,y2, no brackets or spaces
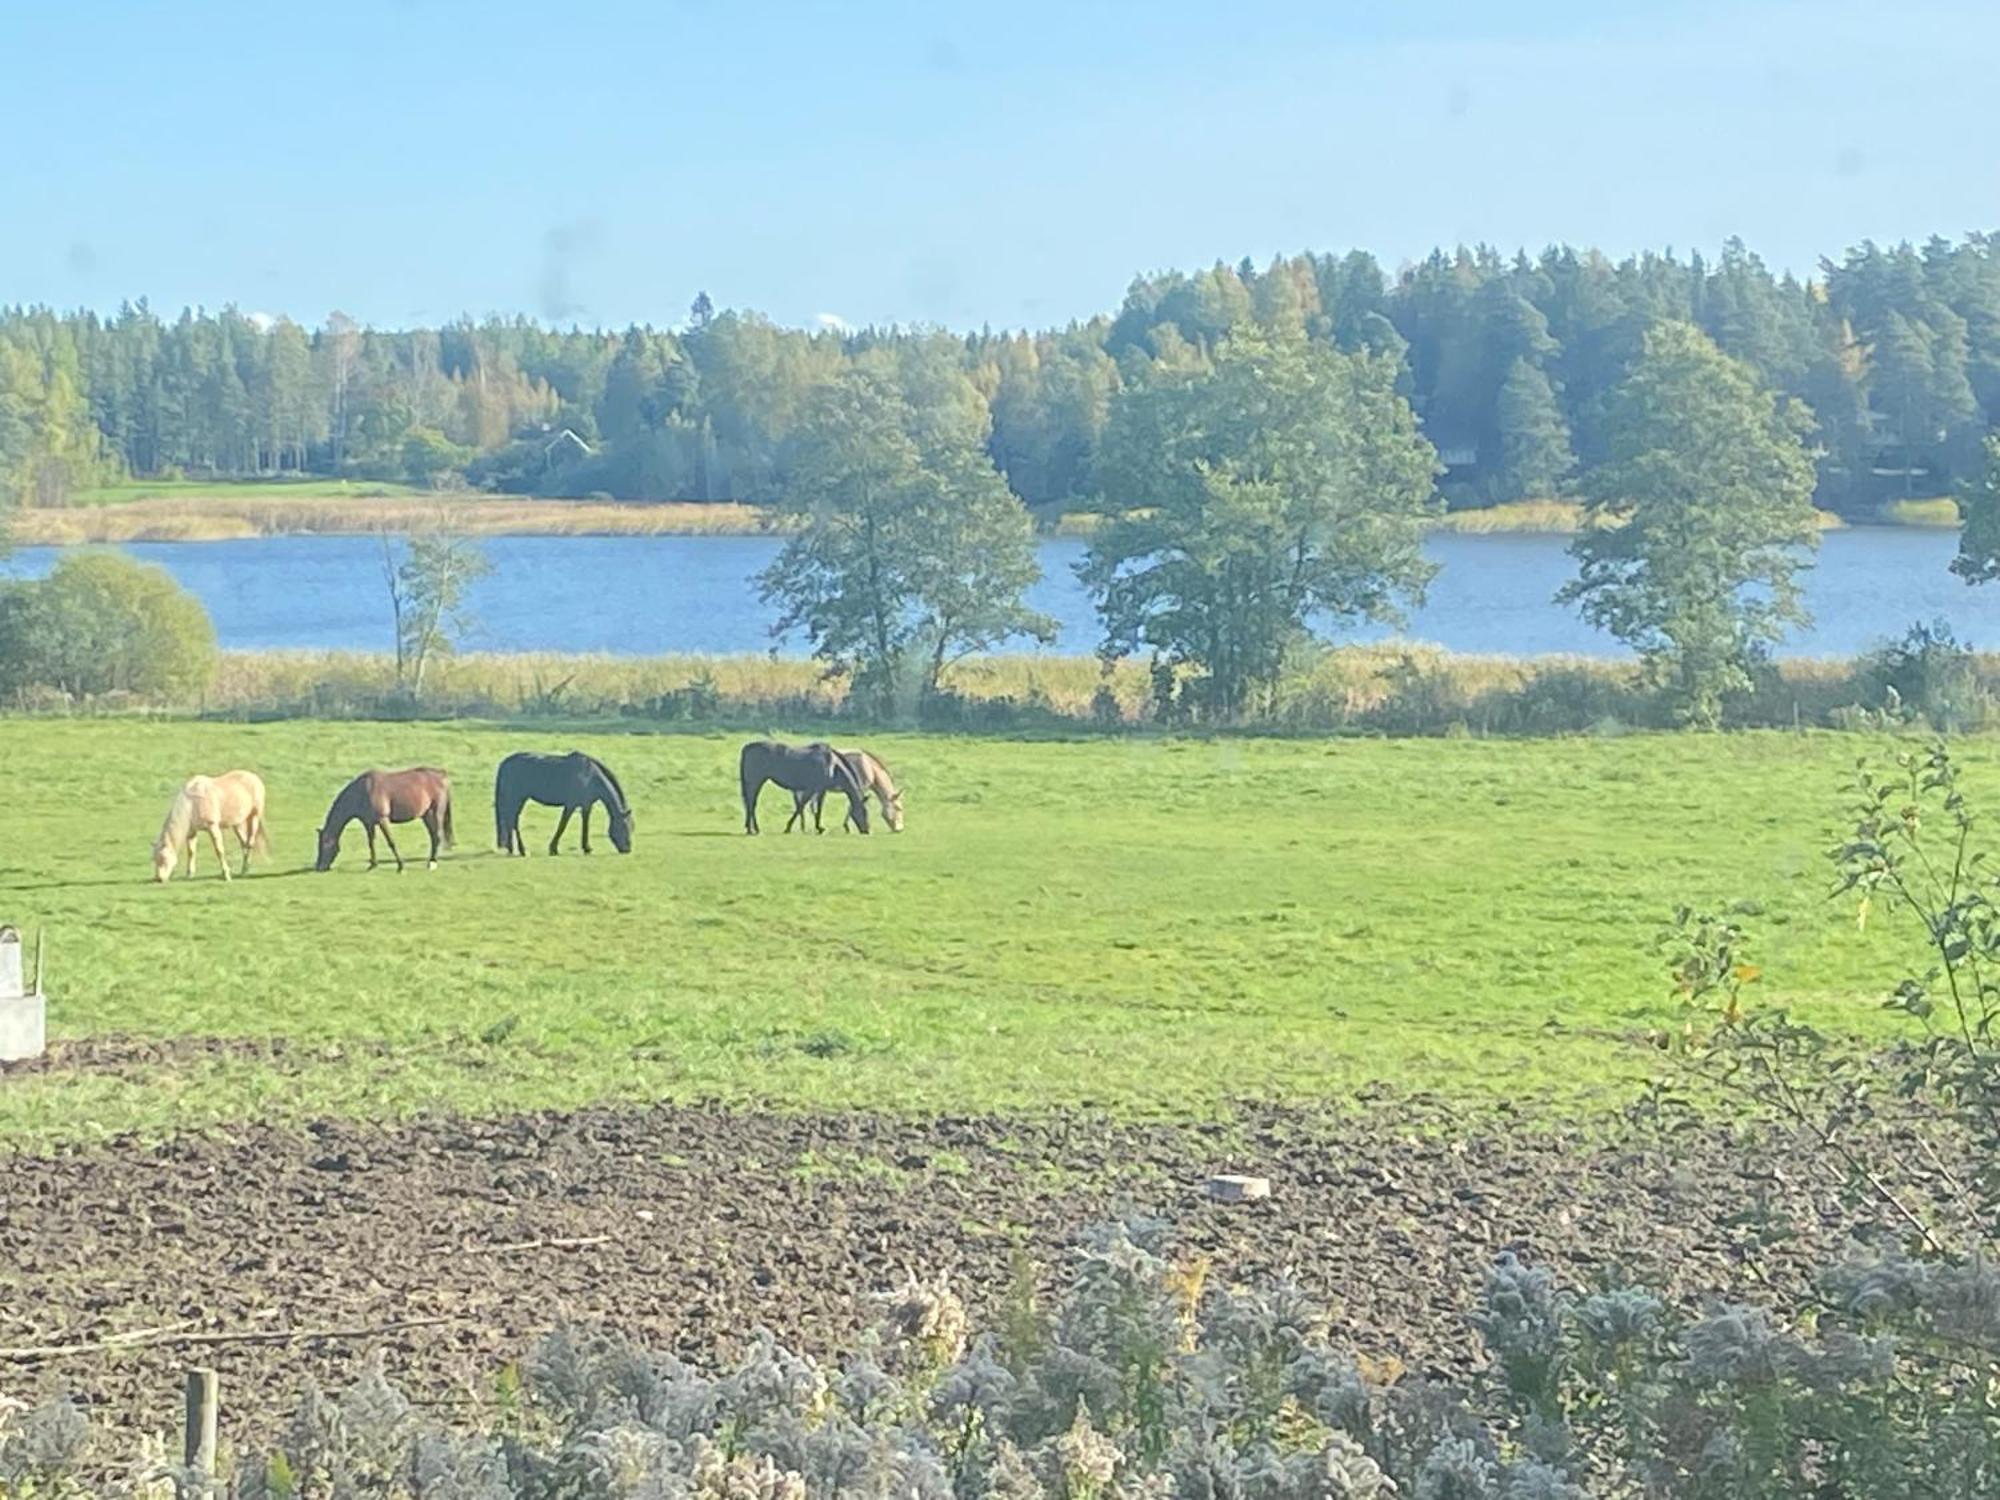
151,841,174,883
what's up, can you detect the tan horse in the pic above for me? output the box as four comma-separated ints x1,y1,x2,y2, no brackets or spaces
790,747,906,834
836,749,905,833
152,771,269,883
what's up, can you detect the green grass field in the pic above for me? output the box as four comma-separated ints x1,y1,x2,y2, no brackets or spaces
0,720,1953,1143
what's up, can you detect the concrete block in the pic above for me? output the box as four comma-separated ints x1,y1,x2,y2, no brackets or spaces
0,927,45,1065
1207,1174,1270,1203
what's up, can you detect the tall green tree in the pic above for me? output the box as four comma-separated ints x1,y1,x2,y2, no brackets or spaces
758,367,1052,714
1559,321,1819,726
1491,357,1574,501
1082,333,1440,718
1950,435,2000,585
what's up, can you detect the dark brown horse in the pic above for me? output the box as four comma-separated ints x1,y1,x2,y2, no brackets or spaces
739,740,869,835
316,768,455,872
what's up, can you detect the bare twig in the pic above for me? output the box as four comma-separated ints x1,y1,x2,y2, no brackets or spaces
442,1234,611,1257
0,1314,455,1363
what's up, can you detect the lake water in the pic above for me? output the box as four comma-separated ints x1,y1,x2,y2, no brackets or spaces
3,528,1995,659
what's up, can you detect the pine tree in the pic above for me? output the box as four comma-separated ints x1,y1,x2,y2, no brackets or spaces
1492,358,1574,501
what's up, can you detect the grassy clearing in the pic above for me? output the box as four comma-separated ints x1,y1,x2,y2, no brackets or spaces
66,477,437,507
0,719,1952,1143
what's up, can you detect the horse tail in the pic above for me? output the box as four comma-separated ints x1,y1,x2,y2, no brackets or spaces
441,781,456,849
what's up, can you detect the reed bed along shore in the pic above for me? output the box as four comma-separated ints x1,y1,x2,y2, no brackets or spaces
15,493,1895,546
10,495,780,544
66,642,1969,736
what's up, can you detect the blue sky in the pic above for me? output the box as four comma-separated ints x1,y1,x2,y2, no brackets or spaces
4,0,1994,332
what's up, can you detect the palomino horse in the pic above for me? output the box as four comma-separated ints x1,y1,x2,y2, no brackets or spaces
153,770,269,883
494,750,633,856
794,747,905,834
316,768,455,872
739,740,869,835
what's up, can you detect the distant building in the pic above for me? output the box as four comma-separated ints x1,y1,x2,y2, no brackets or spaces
544,428,593,464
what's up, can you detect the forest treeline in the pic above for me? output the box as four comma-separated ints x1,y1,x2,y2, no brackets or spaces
3,235,1998,515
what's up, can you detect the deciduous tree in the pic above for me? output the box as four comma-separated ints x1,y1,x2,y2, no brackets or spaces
1559,321,1819,726
1082,333,1440,718
758,367,1052,715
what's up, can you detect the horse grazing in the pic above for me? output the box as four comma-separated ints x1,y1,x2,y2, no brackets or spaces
153,770,269,883
494,750,633,856
794,747,905,834
316,768,455,872
739,739,869,835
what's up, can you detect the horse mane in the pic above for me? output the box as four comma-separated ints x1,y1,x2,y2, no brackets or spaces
583,754,629,813
831,750,867,797
857,750,896,797
157,782,198,850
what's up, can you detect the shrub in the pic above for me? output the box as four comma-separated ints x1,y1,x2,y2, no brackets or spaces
1857,618,1987,730
0,552,217,702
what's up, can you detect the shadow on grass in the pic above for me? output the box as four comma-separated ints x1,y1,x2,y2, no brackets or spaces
6,865,326,893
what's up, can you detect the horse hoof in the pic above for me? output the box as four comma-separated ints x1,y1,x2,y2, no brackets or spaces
428,861,438,871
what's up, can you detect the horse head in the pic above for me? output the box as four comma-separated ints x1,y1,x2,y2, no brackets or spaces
608,802,634,853
883,788,905,832
151,839,175,883
314,824,340,871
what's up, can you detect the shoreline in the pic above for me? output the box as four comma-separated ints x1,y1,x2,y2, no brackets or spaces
9,494,1953,546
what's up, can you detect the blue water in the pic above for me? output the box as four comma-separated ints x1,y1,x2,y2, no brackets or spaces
3,528,1993,658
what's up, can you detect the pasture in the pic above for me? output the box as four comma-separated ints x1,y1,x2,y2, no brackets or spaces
0,719,1944,1143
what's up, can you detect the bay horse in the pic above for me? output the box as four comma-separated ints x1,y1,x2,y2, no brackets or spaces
494,750,633,856
152,770,269,883
739,740,869,835
794,747,905,834
316,768,454,872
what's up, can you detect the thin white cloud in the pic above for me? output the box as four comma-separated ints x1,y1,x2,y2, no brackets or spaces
814,311,851,333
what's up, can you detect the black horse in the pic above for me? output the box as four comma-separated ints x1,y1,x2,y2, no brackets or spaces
739,739,869,834
495,751,633,856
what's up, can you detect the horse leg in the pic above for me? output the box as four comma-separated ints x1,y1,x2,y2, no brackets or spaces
785,793,808,834
425,810,441,870
743,773,761,834
186,835,198,878
378,822,405,873
814,790,828,834
235,822,254,876
207,824,233,882
365,823,380,870
580,804,593,855
550,805,573,855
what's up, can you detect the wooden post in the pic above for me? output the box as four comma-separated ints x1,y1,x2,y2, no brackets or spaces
183,1367,219,1475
